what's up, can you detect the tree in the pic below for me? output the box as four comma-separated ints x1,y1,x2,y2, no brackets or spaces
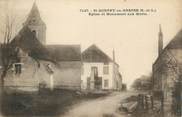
132,75,152,91
0,3,17,90
0,2,18,113
1,16,16,86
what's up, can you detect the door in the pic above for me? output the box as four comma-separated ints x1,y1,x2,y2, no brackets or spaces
95,77,102,90
87,77,91,90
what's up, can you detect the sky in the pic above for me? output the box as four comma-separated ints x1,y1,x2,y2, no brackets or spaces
0,0,182,87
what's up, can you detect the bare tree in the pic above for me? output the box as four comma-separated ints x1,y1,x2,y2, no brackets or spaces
0,1,17,91
0,16,15,88
132,75,152,91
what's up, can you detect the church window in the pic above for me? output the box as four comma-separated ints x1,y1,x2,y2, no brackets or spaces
32,30,38,38
32,30,36,36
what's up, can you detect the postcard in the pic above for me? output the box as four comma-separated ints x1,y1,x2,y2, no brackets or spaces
0,0,181,117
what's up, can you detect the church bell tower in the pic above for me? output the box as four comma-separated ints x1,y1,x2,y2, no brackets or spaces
158,24,163,56
23,2,46,45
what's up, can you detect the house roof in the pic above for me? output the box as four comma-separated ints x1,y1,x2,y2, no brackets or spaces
11,26,81,62
82,44,113,63
46,45,81,61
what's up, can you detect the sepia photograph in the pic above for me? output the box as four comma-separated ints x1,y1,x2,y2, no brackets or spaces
0,0,182,117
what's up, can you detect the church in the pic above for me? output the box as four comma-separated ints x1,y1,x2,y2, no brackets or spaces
3,2,82,91
152,25,182,113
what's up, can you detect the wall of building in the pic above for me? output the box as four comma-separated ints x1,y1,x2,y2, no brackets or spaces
4,56,81,91
53,61,81,90
4,56,43,91
153,49,179,100
112,63,122,90
81,62,114,90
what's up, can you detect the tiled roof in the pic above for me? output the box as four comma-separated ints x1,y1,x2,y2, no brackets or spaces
11,26,54,62
46,45,81,61
166,29,182,49
82,44,113,63
153,28,182,67
11,26,81,62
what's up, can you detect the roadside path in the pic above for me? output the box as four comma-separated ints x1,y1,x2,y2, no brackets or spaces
61,91,135,117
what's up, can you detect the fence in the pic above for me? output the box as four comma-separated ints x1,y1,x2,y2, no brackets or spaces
137,94,154,111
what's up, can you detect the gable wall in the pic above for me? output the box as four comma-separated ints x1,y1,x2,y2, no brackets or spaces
81,62,114,90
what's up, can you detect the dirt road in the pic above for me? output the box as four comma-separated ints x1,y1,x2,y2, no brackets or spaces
61,92,135,117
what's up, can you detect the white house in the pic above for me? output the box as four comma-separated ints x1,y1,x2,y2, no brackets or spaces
81,44,122,91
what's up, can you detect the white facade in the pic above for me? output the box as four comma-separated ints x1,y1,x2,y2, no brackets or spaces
81,62,121,90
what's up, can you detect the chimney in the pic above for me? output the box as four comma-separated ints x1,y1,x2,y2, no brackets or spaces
158,24,163,56
113,49,115,62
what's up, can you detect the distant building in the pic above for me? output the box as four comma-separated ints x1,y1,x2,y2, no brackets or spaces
152,25,182,111
81,44,122,91
3,2,81,91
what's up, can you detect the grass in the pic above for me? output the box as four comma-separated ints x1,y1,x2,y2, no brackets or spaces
1,88,82,117
1,88,109,117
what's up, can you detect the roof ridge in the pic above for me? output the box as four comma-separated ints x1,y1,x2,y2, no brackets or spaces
46,44,80,46
165,29,182,49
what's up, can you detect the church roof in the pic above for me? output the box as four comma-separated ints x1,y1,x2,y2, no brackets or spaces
11,26,81,62
166,29,182,49
46,45,81,61
153,28,182,67
24,2,45,26
7,2,81,63
11,26,54,63
82,44,113,63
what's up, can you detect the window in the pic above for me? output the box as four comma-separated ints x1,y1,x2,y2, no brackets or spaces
104,79,109,87
14,63,23,74
103,66,109,74
87,77,91,89
32,30,38,38
32,30,36,36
